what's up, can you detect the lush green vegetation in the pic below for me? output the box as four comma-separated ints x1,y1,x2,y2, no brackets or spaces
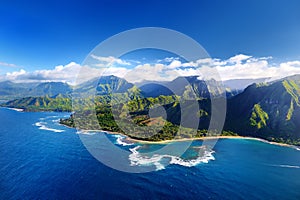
224,75,300,145
3,75,300,145
59,94,238,142
2,95,72,112
250,104,269,129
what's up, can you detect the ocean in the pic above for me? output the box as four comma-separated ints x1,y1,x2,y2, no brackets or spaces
1,107,300,199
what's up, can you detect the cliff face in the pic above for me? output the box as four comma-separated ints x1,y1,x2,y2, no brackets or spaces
224,75,300,143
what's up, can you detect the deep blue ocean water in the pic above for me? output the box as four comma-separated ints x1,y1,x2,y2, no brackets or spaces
1,107,300,199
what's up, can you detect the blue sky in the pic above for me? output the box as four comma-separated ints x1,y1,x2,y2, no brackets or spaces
0,0,300,82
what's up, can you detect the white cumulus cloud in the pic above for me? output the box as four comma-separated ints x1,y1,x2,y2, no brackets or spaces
0,61,21,68
2,54,300,84
91,54,130,67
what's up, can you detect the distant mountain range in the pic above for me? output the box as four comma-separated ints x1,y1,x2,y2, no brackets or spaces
0,81,72,100
0,75,263,100
223,77,271,90
138,76,239,98
2,74,300,144
74,76,134,96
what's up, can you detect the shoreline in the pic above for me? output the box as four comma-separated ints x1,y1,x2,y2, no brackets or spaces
127,135,298,149
3,106,299,150
76,128,299,150
2,106,71,113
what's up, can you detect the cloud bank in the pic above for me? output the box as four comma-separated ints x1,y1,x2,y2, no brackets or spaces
0,61,21,68
2,54,300,85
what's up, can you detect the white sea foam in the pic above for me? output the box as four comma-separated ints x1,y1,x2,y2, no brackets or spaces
273,164,300,169
7,108,24,112
128,146,215,171
113,135,134,146
129,146,166,170
34,122,64,133
43,116,60,119
76,130,97,135
169,150,215,167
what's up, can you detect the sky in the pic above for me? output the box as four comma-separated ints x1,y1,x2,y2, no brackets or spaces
0,0,300,84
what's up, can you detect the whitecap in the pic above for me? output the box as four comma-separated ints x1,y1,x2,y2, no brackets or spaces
272,164,300,169
34,122,64,133
169,150,215,167
129,146,166,170
45,116,60,119
7,108,24,112
113,135,134,146
128,145,215,171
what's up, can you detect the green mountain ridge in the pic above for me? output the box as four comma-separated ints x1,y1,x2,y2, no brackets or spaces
3,95,72,112
225,76,300,144
139,76,238,98
74,75,134,96
0,81,72,100
0,75,240,101
2,75,300,144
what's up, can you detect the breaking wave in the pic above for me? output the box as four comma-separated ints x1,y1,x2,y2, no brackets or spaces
128,146,215,171
34,122,64,133
112,135,134,146
7,108,24,112
76,130,97,135
271,164,300,169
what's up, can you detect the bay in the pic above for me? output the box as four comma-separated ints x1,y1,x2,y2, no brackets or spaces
1,108,300,199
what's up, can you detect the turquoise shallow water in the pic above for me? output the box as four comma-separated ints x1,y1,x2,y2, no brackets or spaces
1,107,300,199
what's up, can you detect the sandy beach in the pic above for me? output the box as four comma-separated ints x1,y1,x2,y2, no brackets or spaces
127,135,297,148
76,128,299,150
